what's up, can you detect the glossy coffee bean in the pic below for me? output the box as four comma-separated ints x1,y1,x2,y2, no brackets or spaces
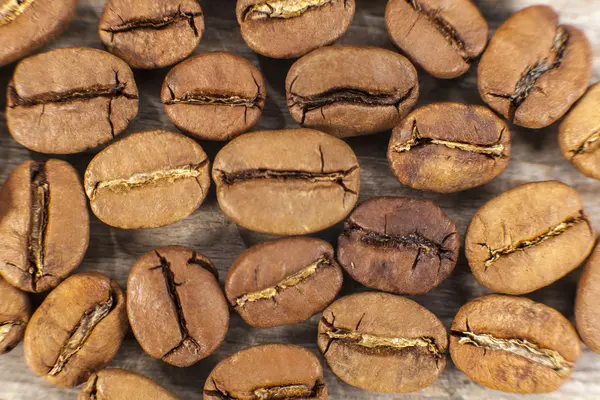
0,277,30,354
575,243,600,353
79,369,177,400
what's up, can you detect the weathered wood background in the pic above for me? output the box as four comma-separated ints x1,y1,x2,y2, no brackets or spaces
1,0,599,399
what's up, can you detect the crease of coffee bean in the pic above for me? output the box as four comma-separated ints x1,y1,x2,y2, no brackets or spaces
0,0,35,26
571,129,600,158
152,251,201,360
48,291,115,376
27,162,49,292
451,330,573,375
188,251,219,280
234,255,331,307
205,378,325,400
0,321,24,343
487,27,570,121
243,0,336,21
84,374,99,400
481,213,590,269
101,7,203,37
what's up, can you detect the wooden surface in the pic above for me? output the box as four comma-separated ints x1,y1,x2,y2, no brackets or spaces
1,0,600,399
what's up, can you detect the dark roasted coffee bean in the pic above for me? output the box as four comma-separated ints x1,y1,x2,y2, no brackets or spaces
466,181,595,295
385,0,488,79
127,246,228,367
204,343,327,400
0,277,30,354
6,48,139,154
286,46,419,138
0,0,77,66
388,103,511,193
226,237,343,328
161,52,266,141
0,160,89,293
213,128,360,235
337,197,459,295
79,368,177,400
575,243,600,353
450,294,581,393
24,272,128,387
84,130,211,229
478,6,592,129
99,0,204,69
236,0,355,59
318,292,447,393
559,83,600,180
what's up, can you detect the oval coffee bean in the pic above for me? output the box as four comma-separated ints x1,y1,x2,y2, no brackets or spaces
0,277,30,354
24,272,128,387
385,0,488,79
450,294,581,393
318,292,447,393
127,246,228,367
559,83,600,180
387,103,511,193
478,6,592,129
236,0,355,59
286,46,419,138
99,0,204,69
466,181,595,294
84,130,211,229
213,129,360,235
575,243,600,353
161,52,266,141
0,0,77,66
0,159,89,292
337,197,459,295
79,369,177,400
204,343,327,400
226,237,343,328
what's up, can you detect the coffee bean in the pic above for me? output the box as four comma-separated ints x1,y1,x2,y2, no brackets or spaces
318,292,447,393
0,0,77,66
286,46,419,138
388,103,511,193
6,47,139,154
385,0,488,79
559,83,600,180
236,0,355,59
79,368,177,400
450,294,581,393
575,243,600,353
337,197,459,295
478,6,592,129
127,246,228,367
213,128,360,235
0,277,30,355
0,160,89,293
99,0,204,69
204,343,327,400
24,272,128,387
466,181,595,295
161,52,266,141
226,237,343,328
84,130,211,229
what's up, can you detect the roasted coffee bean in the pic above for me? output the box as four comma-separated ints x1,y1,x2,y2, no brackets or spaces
79,369,177,400
204,343,327,400
6,48,139,154
0,277,30,354
286,46,419,138
387,103,511,193
24,272,128,387
84,130,211,229
0,159,89,293
478,6,592,129
161,52,266,141
450,294,581,393
127,246,228,367
575,243,600,353
385,0,488,79
213,128,360,235
559,83,600,180
99,0,204,69
318,292,447,393
0,0,77,66
236,0,355,59
226,237,343,328
466,181,595,294
337,197,459,295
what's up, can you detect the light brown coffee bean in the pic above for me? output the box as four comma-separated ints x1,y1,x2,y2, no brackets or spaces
575,243,600,353
79,369,178,400
0,277,30,354
466,181,595,295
